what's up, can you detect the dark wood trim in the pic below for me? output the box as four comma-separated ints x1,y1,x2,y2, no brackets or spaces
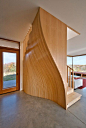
67,55,73,57
67,54,86,57
0,46,19,51
73,54,86,57
0,87,16,94
0,37,20,44
19,42,20,90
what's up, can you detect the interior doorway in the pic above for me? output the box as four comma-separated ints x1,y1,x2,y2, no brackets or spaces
0,41,20,94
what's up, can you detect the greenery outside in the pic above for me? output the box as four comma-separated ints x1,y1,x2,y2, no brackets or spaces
3,74,16,81
3,62,16,81
4,62,16,73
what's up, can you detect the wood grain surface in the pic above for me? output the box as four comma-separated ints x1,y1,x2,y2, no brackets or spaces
23,27,32,59
23,8,67,109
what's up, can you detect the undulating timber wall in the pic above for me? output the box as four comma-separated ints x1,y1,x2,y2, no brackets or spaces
23,8,67,109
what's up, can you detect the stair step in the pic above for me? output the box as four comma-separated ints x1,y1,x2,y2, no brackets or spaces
67,92,82,108
67,87,73,95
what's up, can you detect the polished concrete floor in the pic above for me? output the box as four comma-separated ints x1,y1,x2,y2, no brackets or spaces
0,88,86,128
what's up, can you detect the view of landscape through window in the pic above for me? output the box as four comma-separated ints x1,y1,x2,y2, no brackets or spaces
3,52,16,89
73,56,86,72
67,57,72,68
67,56,86,72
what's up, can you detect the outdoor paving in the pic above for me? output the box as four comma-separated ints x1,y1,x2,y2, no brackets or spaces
3,80,16,89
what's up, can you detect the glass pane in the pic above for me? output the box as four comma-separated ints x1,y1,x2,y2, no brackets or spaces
67,57,72,68
73,55,86,72
3,52,16,89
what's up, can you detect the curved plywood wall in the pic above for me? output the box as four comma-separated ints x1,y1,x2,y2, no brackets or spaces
40,8,67,88
23,8,67,109
23,26,32,59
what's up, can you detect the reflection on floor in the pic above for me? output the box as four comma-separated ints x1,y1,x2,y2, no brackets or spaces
0,89,86,128
69,87,86,125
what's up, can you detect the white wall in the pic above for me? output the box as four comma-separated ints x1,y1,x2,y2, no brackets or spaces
67,27,79,40
0,39,19,49
20,42,23,90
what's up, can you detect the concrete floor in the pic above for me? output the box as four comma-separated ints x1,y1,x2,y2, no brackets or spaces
0,89,86,128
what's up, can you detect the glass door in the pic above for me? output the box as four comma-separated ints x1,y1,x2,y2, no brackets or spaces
0,48,20,94
3,52,16,89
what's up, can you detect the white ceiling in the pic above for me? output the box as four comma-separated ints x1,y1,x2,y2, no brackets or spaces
0,0,86,55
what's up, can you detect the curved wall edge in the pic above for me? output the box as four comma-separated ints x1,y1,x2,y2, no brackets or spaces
23,8,67,109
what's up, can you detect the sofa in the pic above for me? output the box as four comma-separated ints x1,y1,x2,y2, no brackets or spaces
68,75,83,89
74,78,83,89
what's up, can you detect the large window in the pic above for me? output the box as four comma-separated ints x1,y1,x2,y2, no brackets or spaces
73,55,86,72
67,57,72,68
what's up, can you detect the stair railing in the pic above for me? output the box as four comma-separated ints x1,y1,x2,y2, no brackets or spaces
67,65,74,89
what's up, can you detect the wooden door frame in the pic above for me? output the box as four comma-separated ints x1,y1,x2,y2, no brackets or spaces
0,46,20,94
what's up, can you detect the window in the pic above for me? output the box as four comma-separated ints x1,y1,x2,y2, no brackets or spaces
73,55,86,72
67,56,72,68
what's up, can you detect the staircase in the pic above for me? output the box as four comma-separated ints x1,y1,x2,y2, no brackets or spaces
23,8,81,109
67,66,82,108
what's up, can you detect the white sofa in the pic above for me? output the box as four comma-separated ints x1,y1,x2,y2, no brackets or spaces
74,78,83,89
68,75,83,89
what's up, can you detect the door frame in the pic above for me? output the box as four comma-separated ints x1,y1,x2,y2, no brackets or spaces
0,43,20,94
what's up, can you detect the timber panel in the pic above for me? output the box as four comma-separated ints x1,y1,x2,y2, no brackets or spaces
23,8,67,109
